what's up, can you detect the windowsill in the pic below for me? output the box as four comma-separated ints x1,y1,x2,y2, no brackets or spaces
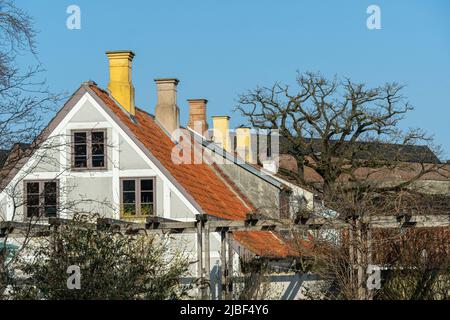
120,215,152,222
22,216,57,224
70,167,108,172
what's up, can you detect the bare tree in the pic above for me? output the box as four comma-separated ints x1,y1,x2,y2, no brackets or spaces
288,187,450,300
236,72,447,197
0,0,62,297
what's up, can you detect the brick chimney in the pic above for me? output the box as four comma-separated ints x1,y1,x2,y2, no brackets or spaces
154,78,180,135
106,50,135,115
187,99,208,136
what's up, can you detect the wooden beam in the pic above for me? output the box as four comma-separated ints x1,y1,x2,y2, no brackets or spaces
219,229,227,300
204,219,211,300
226,231,233,300
2,214,449,239
196,215,206,299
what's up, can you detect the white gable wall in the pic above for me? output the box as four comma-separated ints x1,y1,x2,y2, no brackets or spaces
0,91,228,282
0,92,200,222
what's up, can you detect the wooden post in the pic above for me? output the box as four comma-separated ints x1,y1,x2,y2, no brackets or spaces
204,219,211,300
356,219,365,300
196,215,204,299
348,223,355,296
366,226,373,300
220,229,227,300
226,231,233,300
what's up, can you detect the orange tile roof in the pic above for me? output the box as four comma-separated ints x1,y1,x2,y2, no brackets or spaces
233,230,311,258
89,85,252,220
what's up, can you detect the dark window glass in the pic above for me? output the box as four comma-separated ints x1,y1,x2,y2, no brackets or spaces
91,131,105,168
44,182,57,194
92,143,104,155
123,191,136,204
27,194,39,206
92,156,104,168
123,180,135,191
26,181,58,218
141,191,153,203
44,206,57,217
26,182,40,218
140,179,153,191
27,182,39,194
74,132,86,143
122,179,136,216
73,131,87,168
91,131,104,143
121,179,154,217
26,206,40,217
72,131,106,169
75,144,87,156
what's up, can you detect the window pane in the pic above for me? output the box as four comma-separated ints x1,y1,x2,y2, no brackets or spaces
44,206,57,217
44,182,57,194
92,155,105,168
27,194,39,206
74,157,87,168
74,132,87,143
92,143,104,155
140,179,153,191
91,131,104,143
27,206,40,217
122,204,136,216
44,193,57,206
26,182,39,194
140,204,153,216
123,191,135,204
74,144,87,156
123,180,135,191
141,191,153,204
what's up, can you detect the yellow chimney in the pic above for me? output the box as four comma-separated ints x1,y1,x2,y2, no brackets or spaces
236,127,255,163
106,50,136,115
212,116,230,152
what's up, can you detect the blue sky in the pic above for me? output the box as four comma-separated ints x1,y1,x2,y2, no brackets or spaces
16,0,450,159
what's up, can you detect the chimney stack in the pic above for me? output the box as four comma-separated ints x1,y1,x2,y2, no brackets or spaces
106,50,135,115
154,78,180,135
212,116,230,152
236,127,255,163
187,99,208,136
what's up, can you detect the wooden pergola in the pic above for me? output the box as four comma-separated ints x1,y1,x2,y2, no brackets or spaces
1,213,449,300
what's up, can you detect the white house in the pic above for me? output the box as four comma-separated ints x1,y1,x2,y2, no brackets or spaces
0,50,317,299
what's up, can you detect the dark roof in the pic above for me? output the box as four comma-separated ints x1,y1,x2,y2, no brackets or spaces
0,150,9,167
0,143,31,168
279,136,440,164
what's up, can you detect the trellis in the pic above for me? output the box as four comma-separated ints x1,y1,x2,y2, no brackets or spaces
1,212,449,300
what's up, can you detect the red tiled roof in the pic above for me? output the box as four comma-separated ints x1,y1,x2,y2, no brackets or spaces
89,85,252,220
233,230,311,258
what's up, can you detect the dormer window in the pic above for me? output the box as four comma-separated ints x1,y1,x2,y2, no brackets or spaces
72,130,106,169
